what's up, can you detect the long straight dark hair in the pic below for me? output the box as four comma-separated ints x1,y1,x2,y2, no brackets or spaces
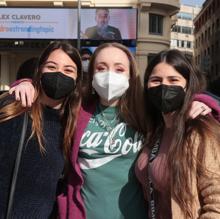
144,49,220,218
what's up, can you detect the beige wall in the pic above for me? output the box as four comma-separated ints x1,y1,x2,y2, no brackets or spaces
137,1,179,81
0,0,180,89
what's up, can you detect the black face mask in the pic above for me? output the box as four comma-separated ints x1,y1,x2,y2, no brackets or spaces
147,84,185,114
41,72,76,100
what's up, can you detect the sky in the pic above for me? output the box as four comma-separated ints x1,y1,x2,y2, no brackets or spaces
181,0,206,6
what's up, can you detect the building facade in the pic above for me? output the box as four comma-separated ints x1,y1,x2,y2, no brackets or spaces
0,0,180,90
194,0,220,83
171,4,200,57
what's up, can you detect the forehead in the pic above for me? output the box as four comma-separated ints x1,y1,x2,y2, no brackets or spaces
95,47,129,66
151,62,182,77
96,10,108,16
82,53,91,58
46,49,76,66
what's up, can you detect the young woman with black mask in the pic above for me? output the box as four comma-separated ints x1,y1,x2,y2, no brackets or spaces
135,49,220,219
0,41,82,218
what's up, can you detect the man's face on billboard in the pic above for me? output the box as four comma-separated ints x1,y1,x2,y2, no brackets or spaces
95,9,110,28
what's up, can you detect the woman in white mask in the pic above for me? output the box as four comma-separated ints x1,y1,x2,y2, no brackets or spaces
59,43,148,219
9,43,218,219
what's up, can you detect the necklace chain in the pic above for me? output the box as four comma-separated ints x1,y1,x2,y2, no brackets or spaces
96,104,120,144
97,104,119,131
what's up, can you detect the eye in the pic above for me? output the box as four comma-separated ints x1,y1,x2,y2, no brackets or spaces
170,78,179,83
63,68,77,75
149,78,161,83
65,68,74,73
45,65,56,71
115,68,125,73
96,66,107,72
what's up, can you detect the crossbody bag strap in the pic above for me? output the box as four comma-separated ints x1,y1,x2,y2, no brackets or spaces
147,135,161,219
6,112,29,219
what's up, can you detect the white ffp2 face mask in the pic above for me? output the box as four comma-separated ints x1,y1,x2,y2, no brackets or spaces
92,71,129,102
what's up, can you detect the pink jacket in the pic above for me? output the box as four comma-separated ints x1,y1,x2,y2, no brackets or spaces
58,102,96,219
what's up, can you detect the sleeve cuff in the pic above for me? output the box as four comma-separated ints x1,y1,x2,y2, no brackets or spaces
194,93,220,122
10,78,33,88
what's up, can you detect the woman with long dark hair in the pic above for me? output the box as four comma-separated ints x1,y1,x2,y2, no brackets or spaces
0,41,82,218
135,49,220,219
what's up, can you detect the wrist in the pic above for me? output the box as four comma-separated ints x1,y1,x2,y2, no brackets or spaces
10,78,32,88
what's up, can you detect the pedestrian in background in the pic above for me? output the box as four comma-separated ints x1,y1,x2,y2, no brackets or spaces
80,48,93,92
16,57,38,80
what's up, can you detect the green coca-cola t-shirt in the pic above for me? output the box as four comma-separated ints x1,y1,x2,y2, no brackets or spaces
78,104,147,219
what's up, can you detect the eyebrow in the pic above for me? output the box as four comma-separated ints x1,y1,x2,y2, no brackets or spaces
149,74,182,78
96,61,127,68
148,75,160,79
44,61,77,71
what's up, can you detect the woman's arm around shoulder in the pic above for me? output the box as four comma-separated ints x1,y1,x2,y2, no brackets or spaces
9,79,35,107
194,93,220,121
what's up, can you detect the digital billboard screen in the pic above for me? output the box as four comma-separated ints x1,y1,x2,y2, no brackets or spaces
0,8,137,42
81,8,137,41
0,8,77,39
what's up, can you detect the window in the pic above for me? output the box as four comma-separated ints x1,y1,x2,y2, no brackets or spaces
217,18,220,30
216,40,219,51
207,47,210,55
212,23,215,33
187,41,192,48
216,64,219,76
181,40,185,48
211,44,214,55
177,12,193,20
182,26,192,34
172,25,192,34
171,39,177,47
208,27,211,38
172,25,181,32
149,13,163,35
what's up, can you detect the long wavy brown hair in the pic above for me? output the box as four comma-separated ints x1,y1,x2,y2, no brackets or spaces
144,49,220,218
83,42,147,134
0,41,82,159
